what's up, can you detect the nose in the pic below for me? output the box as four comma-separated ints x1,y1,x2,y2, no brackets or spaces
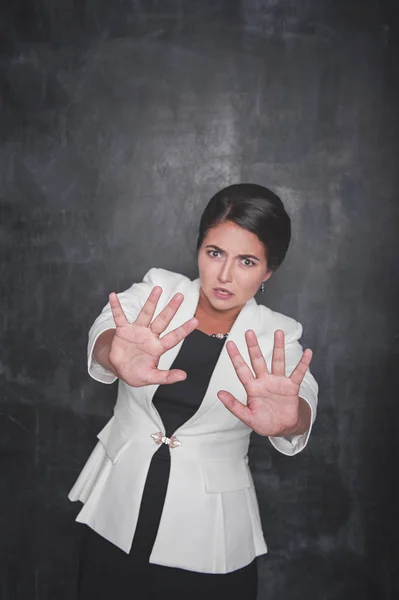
218,259,233,283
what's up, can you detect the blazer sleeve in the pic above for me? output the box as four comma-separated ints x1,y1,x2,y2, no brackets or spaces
87,267,159,384
268,320,319,456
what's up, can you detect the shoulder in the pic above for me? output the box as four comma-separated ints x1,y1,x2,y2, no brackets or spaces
142,267,191,289
115,268,191,316
255,303,303,343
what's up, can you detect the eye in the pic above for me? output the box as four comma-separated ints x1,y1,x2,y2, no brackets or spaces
241,258,256,267
207,250,222,258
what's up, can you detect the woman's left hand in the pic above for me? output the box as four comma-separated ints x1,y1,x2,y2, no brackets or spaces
217,329,313,437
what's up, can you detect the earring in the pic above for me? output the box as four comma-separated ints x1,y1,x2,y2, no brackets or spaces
260,282,265,294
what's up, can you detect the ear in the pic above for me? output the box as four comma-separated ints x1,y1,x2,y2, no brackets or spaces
263,270,273,283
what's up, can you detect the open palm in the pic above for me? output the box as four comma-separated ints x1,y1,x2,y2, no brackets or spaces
217,329,313,436
108,286,198,387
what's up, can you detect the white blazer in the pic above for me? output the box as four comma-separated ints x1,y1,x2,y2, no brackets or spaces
69,268,318,574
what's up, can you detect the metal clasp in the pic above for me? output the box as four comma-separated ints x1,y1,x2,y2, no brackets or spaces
151,431,182,449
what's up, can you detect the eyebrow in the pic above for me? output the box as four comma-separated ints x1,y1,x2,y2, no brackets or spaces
205,244,261,262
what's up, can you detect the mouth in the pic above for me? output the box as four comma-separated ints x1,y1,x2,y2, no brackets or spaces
213,287,234,299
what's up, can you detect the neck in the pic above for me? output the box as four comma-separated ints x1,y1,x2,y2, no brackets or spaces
194,288,243,335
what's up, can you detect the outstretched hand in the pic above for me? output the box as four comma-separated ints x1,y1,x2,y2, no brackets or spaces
217,329,312,437
108,287,198,387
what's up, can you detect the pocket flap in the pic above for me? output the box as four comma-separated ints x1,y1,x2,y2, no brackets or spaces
202,460,251,493
97,416,131,464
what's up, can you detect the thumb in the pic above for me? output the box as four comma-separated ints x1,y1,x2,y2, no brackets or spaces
217,391,252,427
149,368,188,385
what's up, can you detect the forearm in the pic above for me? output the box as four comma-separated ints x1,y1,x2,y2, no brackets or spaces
93,329,117,375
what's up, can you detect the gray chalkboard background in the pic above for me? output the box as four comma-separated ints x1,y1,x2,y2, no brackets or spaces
1,1,398,598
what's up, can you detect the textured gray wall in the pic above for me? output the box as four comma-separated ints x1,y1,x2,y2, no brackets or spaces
1,1,398,598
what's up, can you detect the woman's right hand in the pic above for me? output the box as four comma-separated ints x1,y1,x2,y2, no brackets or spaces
107,286,198,387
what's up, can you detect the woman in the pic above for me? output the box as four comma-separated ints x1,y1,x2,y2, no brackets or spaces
69,183,318,599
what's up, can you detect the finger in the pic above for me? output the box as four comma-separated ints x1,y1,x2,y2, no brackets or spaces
147,368,188,385
271,329,286,376
149,292,185,335
245,330,269,378
217,391,252,427
289,348,313,386
160,317,199,352
109,292,130,327
225,341,255,387
134,286,163,327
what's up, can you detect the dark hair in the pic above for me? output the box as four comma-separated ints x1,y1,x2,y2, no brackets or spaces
196,183,291,271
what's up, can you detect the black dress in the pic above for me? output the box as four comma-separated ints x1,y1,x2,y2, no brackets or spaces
77,329,258,600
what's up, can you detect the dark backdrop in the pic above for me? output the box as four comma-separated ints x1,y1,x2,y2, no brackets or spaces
1,1,398,599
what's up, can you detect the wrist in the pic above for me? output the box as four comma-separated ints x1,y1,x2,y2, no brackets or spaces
284,397,311,436
272,397,311,437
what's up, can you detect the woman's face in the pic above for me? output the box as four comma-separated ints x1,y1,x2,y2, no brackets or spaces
197,221,272,312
